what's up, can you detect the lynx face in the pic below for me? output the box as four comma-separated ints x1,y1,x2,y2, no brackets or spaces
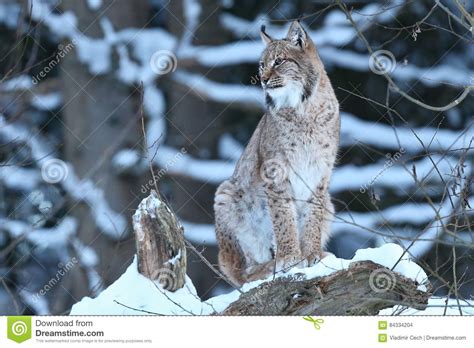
259,22,320,110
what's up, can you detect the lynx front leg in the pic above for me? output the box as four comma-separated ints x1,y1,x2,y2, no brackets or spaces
300,185,334,265
261,159,303,272
214,180,248,286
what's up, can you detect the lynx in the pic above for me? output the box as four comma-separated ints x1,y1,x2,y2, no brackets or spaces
214,21,340,286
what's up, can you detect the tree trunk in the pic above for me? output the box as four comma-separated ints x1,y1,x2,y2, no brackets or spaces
55,0,150,314
164,0,233,300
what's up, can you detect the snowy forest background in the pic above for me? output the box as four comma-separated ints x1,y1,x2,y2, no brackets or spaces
0,0,472,315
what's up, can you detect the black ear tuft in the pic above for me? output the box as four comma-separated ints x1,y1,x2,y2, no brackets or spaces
260,25,273,45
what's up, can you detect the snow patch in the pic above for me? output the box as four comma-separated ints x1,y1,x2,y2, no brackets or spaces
86,0,102,10
70,257,206,315
31,92,62,111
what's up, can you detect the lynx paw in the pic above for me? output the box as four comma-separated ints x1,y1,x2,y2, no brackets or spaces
305,251,332,266
277,254,306,272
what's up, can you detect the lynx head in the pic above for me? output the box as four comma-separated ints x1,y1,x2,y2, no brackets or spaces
259,21,320,110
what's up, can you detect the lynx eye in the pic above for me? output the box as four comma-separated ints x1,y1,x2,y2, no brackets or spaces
259,61,264,69
274,58,284,66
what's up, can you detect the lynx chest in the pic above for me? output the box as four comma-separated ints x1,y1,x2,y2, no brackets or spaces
286,131,328,203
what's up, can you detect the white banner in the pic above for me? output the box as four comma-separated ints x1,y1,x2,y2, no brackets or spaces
0,316,472,347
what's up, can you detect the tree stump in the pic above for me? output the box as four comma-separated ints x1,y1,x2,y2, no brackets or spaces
132,190,186,291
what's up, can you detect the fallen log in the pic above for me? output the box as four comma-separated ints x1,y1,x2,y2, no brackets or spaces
221,261,431,315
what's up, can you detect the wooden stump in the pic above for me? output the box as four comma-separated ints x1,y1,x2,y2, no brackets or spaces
132,190,186,291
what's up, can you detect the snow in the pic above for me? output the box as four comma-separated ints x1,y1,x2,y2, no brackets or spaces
133,191,162,221
117,28,176,84
70,257,206,315
182,220,217,245
179,0,202,49
70,243,436,315
0,217,77,249
112,148,143,171
220,0,402,47
30,92,62,111
340,112,474,151
173,70,263,106
218,134,245,161
166,249,182,266
319,47,471,86
143,84,166,157
153,145,235,184
324,0,403,26
73,240,99,268
0,166,40,191
0,75,33,91
171,74,472,150
180,41,263,67
0,115,128,239
29,0,78,40
72,240,104,295
64,171,128,240
74,35,112,74
0,2,21,28
86,0,102,11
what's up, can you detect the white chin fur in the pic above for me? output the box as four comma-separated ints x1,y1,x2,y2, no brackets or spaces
266,83,302,110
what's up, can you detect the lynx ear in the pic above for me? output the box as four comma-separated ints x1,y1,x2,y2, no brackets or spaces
287,20,308,49
260,25,272,45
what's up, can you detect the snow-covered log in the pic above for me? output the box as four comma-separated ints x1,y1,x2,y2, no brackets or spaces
221,260,431,316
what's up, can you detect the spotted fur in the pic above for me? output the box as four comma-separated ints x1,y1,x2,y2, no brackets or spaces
215,21,340,286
